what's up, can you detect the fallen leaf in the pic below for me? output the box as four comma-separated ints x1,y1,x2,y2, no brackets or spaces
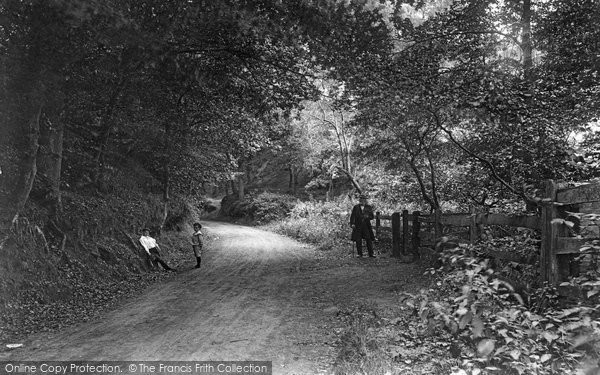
471,316,484,338
459,311,473,329
477,339,495,357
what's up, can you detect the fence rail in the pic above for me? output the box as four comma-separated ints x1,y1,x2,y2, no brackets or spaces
375,179,600,285
421,212,541,230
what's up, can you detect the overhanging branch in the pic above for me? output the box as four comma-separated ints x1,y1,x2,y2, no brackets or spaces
428,110,537,205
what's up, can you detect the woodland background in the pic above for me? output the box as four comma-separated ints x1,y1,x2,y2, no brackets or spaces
1,0,600,374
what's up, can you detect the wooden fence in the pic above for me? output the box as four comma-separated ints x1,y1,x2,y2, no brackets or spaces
543,180,600,284
375,179,600,285
375,210,422,258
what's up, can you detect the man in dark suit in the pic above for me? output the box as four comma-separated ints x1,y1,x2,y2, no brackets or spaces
350,194,375,258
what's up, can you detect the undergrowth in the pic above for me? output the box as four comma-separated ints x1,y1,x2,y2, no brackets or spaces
329,233,600,375
264,198,351,250
334,305,393,375
0,167,206,344
263,196,414,251
402,245,600,374
221,192,297,224
0,216,199,344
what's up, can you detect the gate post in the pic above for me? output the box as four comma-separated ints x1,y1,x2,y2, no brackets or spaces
412,211,421,259
469,206,478,243
434,208,442,242
392,212,401,257
402,210,409,255
541,180,559,285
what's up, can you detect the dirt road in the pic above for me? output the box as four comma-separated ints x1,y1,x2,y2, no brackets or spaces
0,222,426,374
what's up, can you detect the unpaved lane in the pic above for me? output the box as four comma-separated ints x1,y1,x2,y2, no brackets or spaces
1,222,425,374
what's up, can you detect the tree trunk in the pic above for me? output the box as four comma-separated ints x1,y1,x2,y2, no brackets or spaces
159,115,174,234
425,147,440,211
320,103,351,172
289,165,297,194
521,0,543,182
345,137,353,176
521,0,533,83
336,166,362,194
230,179,237,196
47,119,64,219
340,113,353,175
92,76,129,189
408,157,438,212
159,165,170,235
333,122,348,171
11,104,43,225
92,99,120,188
8,3,47,225
294,168,300,195
238,174,245,200
38,114,64,219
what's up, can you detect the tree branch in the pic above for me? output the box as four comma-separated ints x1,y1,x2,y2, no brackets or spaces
429,109,536,205
394,29,521,54
336,166,362,194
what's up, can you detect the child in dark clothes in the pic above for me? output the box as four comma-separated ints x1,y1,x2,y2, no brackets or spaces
191,222,203,269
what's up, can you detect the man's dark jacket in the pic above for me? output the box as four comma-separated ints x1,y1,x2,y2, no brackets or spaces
350,204,375,241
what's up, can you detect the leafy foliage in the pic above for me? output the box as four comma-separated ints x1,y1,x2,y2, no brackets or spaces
403,246,600,374
221,192,297,224
284,0,600,208
264,197,353,250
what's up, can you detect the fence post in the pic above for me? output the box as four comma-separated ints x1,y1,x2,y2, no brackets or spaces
376,211,381,238
392,212,401,257
434,209,442,242
469,206,478,243
402,210,409,255
541,180,559,285
412,211,421,259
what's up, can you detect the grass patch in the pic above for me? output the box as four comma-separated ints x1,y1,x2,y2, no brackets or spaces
334,304,392,375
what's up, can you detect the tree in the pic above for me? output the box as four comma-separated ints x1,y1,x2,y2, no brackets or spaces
320,0,600,208
2,0,333,226
1,0,102,223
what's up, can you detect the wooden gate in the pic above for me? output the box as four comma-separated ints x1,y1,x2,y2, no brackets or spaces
542,180,600,284
375,210,422,258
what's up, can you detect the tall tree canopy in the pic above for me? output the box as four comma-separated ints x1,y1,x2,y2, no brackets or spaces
1,0,598,222
300,0,600,210
0,0,335,222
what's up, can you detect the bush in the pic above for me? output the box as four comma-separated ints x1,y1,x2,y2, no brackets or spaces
263,197,351,250
263,196,419,251
220,192,297,224
403,246,600,374
251,192,297,223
